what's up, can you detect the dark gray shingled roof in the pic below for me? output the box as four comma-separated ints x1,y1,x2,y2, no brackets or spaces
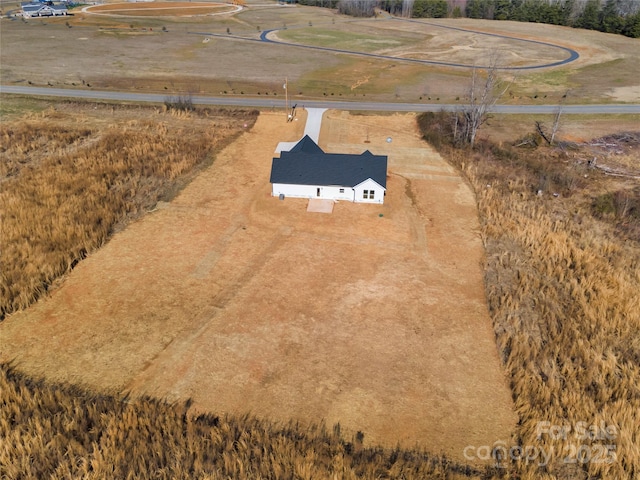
270,136,387,188
286,135,325,154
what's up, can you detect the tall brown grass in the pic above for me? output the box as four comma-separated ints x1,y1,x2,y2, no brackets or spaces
418,112,640,479
3,104,637,478
0,104,509,480
0,362,500,480
0,105,258,320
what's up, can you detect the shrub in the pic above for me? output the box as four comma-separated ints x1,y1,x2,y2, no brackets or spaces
163,94,194,111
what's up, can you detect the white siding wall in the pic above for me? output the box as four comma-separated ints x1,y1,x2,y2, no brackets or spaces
273,180,385,204
272,184,320,199
353,179,385,204
272,184,354,201
321,186,354,201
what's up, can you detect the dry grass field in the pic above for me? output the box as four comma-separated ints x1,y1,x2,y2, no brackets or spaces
2,101,638,479
1,2,639,102
1,362,506,480
86,2,236,17
0,106,516,462
0,103,257,317
418,111,640,479
2,2,640,478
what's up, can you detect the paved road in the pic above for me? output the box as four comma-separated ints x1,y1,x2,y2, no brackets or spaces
257,17,580,71
397,18,580,70
2,85,639,114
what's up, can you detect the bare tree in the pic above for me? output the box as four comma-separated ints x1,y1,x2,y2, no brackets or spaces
550,89,571,144
337,0,375,17
402,0,415,17
453,55,511,147
535,120,552,145
550,106,562,144
534,90,569,146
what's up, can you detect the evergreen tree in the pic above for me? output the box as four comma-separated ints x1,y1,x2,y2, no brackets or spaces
576,0,602,30
413,0,448,17
622,10,640,37
380,0,404,15
494,0,512,19
600,0,624,33
466,0,485,18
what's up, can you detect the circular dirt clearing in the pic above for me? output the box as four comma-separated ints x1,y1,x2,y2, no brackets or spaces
85,2,238,17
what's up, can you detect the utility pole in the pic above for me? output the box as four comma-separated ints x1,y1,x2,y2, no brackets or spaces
284,78,290,122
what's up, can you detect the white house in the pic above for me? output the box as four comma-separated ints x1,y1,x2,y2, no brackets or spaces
270,135,387,204
21,2,68,17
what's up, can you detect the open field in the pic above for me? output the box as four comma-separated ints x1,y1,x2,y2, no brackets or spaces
0,103,257,319
418,110,640,478
86,2,235,16
1,2,640,477
1,362,506,480
1,1,639,103
272,18,572,69
0,106,516,459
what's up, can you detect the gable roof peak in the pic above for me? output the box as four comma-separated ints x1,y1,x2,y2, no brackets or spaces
287,135,324,154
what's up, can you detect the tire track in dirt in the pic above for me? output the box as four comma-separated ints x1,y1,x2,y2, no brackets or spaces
124,226,289,394
0,111,517,460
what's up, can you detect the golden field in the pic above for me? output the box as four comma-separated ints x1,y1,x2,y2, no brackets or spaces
418,112,640,479
0,100,638,479
1,361,498,479
0,105,516,469
0,103,257,319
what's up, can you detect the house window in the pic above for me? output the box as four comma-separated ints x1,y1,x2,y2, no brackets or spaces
339,188,345,193
363,190,369,199
316,188,321,197
370,190,375,199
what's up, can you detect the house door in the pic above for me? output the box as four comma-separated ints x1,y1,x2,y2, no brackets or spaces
316,187,321,197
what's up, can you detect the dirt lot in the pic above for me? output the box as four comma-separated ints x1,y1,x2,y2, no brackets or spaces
0,110,516,459
1,1,637,460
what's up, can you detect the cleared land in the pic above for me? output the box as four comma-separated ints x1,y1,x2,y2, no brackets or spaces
1,2,638,102
1,3,639,476
0,103,257,318
86,2,235,17
0,109,516,459
417,112,640,478
272,19,573,69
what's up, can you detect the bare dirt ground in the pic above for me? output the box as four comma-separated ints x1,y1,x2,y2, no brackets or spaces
0,111,516,460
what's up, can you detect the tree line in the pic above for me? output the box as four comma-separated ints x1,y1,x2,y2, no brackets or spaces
296,0,640,37
464,0,639,36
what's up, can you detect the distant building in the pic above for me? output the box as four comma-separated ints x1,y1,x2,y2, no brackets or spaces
21,2,68,17
270,135,388,204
